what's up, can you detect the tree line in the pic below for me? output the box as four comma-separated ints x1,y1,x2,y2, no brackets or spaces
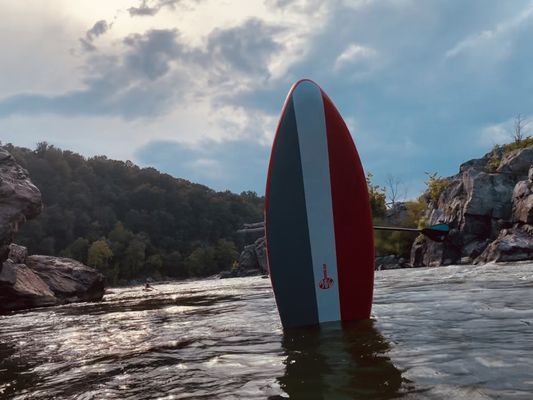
5,143,263,284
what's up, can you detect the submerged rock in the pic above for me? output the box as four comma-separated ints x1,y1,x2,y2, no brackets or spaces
375,254,409,270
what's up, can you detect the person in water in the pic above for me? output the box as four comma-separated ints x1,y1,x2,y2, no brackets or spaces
144,283,154,291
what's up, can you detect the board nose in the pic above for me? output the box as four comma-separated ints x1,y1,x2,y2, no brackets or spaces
291,79,322,97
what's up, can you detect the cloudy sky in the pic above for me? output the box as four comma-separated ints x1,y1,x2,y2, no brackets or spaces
2,0,533,197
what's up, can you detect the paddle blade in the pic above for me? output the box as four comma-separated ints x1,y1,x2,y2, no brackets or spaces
421,224,449,242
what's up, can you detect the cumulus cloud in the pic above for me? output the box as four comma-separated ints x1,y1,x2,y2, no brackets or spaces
334,43,377,71
264,0,329,13
87,20,110,40
79,20,112,52
0,29,186,119
128,0,182,16
200,18,284,83
123,29,185,80
0,18,284,120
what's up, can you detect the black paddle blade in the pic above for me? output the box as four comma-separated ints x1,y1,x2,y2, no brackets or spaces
421,224,450,242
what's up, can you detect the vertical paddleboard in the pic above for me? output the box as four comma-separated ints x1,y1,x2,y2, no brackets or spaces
265,79,374,329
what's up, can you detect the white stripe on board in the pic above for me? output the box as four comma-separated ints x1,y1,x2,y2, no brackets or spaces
292,80,341,323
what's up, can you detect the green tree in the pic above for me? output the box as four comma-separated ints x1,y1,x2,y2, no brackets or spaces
144,254,163,280
108,222,134,256
88,240,113,270
121,238,146,278
366,173,387,218
425,172,449,204
6,142,266,283
162,251,185,278
374,199,427,258
64,237,90,264
214,239,239,270
186,246,217,276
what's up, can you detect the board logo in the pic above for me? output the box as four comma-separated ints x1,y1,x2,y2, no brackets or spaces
319,264,334,289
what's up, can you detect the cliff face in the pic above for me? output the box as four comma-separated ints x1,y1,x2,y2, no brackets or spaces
412,145,533,266
0,148,42,264
0,147,104,313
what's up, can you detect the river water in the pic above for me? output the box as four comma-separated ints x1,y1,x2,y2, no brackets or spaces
1,262,533,399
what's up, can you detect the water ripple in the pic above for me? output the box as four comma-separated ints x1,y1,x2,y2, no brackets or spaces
1,264,533,399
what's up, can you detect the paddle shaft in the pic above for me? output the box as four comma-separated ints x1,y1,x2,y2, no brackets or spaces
239,226,423,234
373,226,420,233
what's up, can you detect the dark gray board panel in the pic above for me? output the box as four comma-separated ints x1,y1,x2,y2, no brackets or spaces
266,98,318,328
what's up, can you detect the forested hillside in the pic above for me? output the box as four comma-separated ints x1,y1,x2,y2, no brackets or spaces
4,143,264,284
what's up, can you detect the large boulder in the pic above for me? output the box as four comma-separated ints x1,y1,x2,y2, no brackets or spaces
0,148,42,264
474,164,533,264
0,261,57,312
238,243,259,270
254,236,267,273
0,254,105,313
512,167,533,224
475,225,533,263
237,236,267,273
222,236,268,278
26,255,105,302
410,240,427,267
462,170,515,221
497,147,533,175
8,243,28,264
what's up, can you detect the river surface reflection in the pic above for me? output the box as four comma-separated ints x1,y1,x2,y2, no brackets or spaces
1,262,533,399
275,320,410,399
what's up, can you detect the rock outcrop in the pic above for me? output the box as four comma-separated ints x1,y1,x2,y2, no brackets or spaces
475,225,533,263
26,255,105,302
239,236,267,273
0,245,105,313
412,145,533,266
0,261,57,312
0,147,104,313
0,148,42,264
221,236,267,278
511,167,533,224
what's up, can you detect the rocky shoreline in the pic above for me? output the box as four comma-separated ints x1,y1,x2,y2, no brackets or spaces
0,148,104,313
411,145,533,267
